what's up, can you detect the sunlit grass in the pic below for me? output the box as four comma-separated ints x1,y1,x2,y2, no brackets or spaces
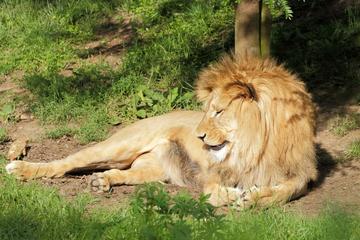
0,155,359,240
346,140,360,159
329,113,360,136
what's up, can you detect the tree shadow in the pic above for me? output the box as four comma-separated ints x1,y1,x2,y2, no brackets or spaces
272,0,360,115
25,65,117,102
158,0,193,18
177,27,235,89
77,18,134,59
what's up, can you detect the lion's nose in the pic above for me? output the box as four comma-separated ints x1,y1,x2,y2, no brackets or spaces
197,133,206,142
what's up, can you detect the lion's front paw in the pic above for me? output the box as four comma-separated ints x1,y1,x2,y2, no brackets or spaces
6,161,36,180
89,173,111,192
235,185,260,209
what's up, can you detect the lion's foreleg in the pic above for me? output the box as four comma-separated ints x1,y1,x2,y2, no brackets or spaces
204,178,308,208
238,178,308,208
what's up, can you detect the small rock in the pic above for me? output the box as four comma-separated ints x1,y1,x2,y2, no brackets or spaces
19,113,34,121
7,138,29,160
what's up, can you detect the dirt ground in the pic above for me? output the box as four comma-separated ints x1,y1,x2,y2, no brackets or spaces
0,97,359,215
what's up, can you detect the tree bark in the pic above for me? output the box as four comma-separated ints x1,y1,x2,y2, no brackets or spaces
235,0,271,58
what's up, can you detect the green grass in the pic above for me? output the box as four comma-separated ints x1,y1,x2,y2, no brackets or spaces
0,156,359,240
0,0,232,143
46,126,77,139
0,0,116,74
0,0,120,143
329,113,360,136
346,140,360,159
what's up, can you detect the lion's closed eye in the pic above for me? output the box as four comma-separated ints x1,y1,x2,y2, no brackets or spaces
215,109,224,117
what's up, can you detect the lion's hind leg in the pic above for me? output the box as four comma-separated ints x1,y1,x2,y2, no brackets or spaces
5,140,134,180
5,161,64,180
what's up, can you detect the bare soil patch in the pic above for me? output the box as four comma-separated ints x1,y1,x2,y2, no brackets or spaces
287,160,360,215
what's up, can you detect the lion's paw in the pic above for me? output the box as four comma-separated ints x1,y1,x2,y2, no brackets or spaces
5,161,35,180
235,185,260,209
89,173,111,193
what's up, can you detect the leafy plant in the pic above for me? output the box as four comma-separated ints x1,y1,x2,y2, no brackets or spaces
130,183,224,239
129,86,194,119
264,0,294,19
132,183,216,219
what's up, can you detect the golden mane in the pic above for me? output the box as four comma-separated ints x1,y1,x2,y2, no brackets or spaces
195,53,316,133
196,54,300,103
194,54,317,206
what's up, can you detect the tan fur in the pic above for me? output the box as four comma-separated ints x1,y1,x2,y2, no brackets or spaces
6,54,317,208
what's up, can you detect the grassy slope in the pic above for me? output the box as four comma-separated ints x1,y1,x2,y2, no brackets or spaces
0,0,234,143
1,156,359,240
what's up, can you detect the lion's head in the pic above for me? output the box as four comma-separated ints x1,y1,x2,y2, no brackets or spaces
194,54,316,180
195,55,260,163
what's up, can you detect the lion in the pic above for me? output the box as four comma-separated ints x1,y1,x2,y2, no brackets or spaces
5,54,317,207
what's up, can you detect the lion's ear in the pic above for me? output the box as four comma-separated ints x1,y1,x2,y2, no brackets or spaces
196,87,212,103
226,82,257,101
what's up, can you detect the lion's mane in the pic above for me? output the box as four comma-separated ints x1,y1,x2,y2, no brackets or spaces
195,54,317,196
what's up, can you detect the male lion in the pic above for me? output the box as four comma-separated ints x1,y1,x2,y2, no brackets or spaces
5,54,317,207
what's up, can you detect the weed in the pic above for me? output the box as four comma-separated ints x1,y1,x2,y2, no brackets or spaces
0,127,8,143
345,140,360,159
329,113,360,136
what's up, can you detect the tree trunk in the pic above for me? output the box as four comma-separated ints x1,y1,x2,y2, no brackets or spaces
235,0,271,58
259,1,271,58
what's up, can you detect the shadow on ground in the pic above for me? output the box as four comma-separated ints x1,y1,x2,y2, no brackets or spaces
272,0,360,114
